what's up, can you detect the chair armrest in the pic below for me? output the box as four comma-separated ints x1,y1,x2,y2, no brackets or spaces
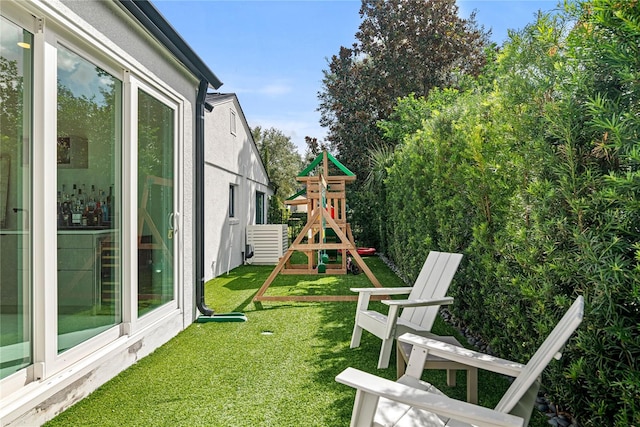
336,368,524,427
399,333,525,378
381,297,454,308
350,287,413,295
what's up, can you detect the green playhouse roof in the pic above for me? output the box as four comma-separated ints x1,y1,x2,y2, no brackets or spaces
297,152,355,177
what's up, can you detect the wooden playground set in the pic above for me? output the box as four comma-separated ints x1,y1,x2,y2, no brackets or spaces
252,151,382,303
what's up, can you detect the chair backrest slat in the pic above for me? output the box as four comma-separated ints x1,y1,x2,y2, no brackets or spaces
402,252,463,328
495,296,584,414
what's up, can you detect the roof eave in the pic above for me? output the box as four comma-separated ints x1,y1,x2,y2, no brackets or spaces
117,0,222,89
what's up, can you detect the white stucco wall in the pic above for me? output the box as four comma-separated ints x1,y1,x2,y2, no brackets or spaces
203,94,272,280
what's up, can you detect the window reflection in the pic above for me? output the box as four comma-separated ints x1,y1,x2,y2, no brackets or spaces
137,90,174,316
56,45,121,353
0,15,33,379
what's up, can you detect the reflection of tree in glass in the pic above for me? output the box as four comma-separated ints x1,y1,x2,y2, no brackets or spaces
138,91,173,182
57,65,118,177
137,91,174,313
137,124,162,180
0,57,21,150
94,67,118,169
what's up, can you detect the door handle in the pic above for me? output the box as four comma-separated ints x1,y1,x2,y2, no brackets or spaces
168,212,179,235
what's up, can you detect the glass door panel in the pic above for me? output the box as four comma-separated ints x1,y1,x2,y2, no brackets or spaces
56,46,122,353
137,90,174,316
0,15,33,379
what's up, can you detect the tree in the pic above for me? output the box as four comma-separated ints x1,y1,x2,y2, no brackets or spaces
302,136,328,164
357,0,488,98
252,126,303,223
318,0,490,246
318,46,378,181
318,0,489,179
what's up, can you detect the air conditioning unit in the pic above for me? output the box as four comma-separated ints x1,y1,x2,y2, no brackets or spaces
246,224,288,265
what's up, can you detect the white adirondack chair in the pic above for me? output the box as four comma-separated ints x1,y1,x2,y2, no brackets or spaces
350,251,463,369
337,296,585,427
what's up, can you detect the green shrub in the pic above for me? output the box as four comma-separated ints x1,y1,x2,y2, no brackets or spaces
376,1,640,424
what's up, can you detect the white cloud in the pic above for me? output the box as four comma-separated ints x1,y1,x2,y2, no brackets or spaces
223,78,293,97
259,82,293,96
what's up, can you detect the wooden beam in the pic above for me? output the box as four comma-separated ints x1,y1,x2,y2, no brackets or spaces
291,243,354,251
254,294,388,302
284,198,309,206
323,150,329,178
254,295,360,302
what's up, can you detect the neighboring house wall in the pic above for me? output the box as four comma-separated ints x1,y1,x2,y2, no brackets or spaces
0,1,222,425
203,94,272,280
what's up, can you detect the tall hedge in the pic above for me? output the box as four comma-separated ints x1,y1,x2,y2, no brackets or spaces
378,1,639,424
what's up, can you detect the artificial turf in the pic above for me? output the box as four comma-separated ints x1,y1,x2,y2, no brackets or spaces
44,255,545,426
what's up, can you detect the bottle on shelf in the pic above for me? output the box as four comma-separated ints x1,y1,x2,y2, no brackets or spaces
85,203,93,226
88,185,96,210
72,185,82,226
63,200,72,226
95,201,103,226
101,189,109,225
57,191,63,226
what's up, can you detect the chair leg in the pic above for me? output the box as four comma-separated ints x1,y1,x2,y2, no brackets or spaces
377,339,393,369
396,345,406,378
446,369,457,387
351,324,363,348
467,367,478,404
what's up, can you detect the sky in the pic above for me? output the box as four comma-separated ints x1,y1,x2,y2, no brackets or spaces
153,0,561,154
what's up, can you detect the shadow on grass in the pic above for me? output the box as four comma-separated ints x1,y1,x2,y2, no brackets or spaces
272,255,516,421
205,257,385,312
45,254,531,427
200,255,405,423
212,256,546,426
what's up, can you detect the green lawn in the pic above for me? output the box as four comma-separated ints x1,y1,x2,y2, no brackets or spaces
45,255,547,426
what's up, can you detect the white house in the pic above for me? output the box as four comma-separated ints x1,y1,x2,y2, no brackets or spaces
203,93,272,278
0,1,269,425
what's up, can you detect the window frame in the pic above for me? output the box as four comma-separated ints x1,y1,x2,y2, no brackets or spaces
229,184,236,218
230,109,237,136
255,191,265,225
44,36,125,377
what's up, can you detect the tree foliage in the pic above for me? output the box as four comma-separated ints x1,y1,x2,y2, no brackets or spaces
374,1,639,424
303,136,329,164
252,126,303,223
319,0,489,176
318,0,490,247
